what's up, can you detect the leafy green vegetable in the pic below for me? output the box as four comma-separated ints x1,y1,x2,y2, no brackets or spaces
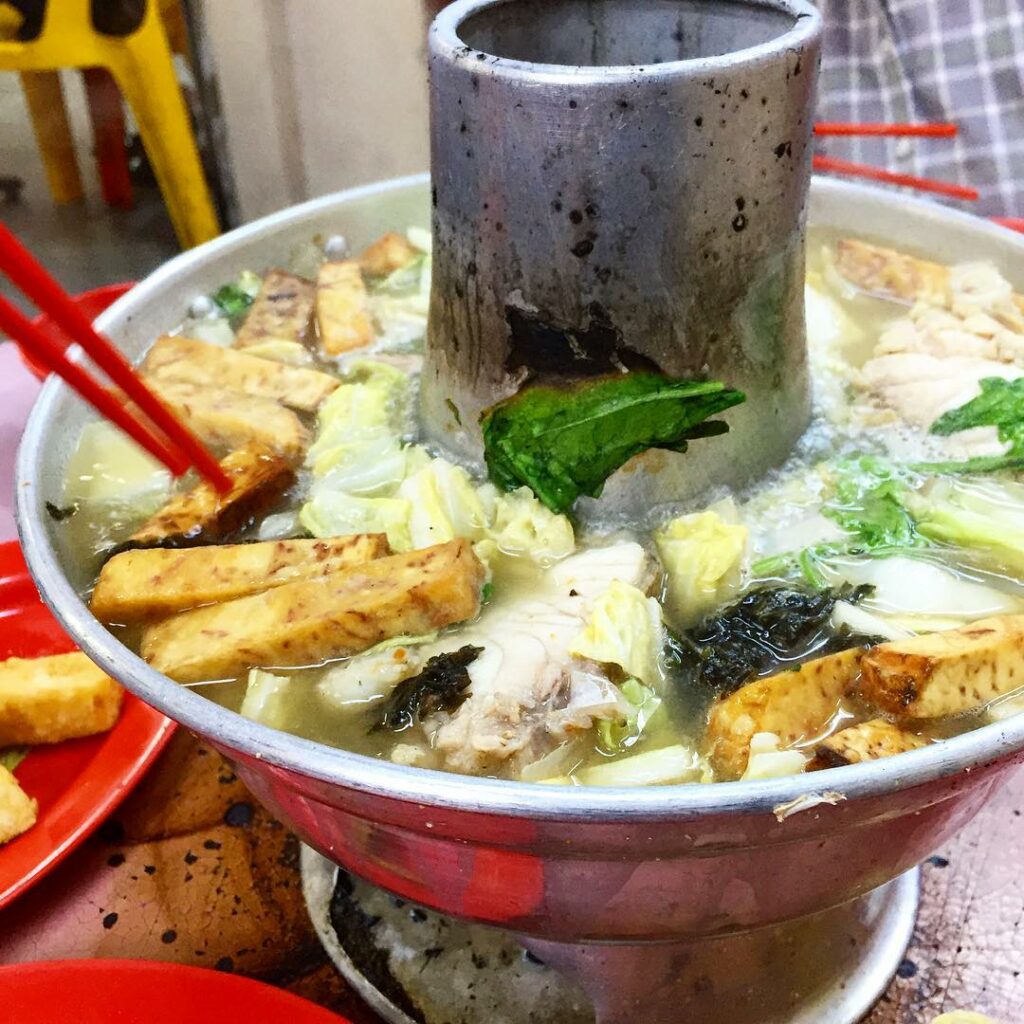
212,282,256,323
209,272,260,323
822,456,924,551
570,580,664,687
597,678,662,753
372,645,482,732
907,477,1024,575
481,373,746,514
921,377,1024,475
666,583,878,696
932,376,1024,448
0,748,27,772
913,453,1024,476
654,507,747,627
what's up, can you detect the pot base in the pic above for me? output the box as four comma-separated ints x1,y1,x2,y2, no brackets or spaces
302,847,918,1024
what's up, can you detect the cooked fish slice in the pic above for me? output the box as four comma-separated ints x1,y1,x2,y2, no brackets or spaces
0,765,37,845
126,443,296,550
141,539,485,684
809,718,927,771
859,613,1024,718
144,376,308,460
360,232,419,277
92,534,390,622
144,335,338,412
234,269,315,349
703,647,865,780
316,260,374,355
427,543,653,775
0,651,122,747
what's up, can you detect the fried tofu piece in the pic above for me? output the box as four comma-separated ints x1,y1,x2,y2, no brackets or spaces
859,614,1024,718
234,269,315,349
704,647,865,780
316,260,374,355
809,718,928,771
142,539,486,684
0,652,123,747
360,232,419,277
92,534,390,622
144,335,338,412
0,766,37,845
144,377,308,460
834,239,950,307
127,444,295,550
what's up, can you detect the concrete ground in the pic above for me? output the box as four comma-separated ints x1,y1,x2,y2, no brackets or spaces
0,68,180,310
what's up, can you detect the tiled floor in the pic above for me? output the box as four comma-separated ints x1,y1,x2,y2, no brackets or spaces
0,68,180,307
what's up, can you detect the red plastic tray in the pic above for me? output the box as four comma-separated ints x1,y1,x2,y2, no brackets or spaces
0,540,175,907
1,959,350,1022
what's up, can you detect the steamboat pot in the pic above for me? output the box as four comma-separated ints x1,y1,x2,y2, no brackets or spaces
16,175,1024,1023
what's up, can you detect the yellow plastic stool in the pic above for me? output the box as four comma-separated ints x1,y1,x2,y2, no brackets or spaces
0,0,219,248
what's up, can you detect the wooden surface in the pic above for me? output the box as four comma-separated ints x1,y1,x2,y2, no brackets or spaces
1,729,1021,1023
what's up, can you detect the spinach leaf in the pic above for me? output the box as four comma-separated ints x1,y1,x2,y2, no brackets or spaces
372,645,482,733
212,282,256,323
481,373,746,514
666,583,878,696
822,456,924,551
923,377,1024,474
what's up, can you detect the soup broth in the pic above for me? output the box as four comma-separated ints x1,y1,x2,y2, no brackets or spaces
54,225,1024,787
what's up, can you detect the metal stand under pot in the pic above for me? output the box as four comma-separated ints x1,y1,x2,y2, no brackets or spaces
303,848,919,1024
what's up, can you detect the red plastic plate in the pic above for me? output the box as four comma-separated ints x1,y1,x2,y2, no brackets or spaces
1,959,349,1022
18,281,135,380
0,541,175,908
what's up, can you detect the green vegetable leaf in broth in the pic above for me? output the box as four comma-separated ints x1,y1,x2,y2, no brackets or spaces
822,455,924,551
922,377,1024,475
481,373,746,514
212,282,256,324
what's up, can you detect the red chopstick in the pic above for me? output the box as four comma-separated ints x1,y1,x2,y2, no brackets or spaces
0,295,190,474
992,217,1024,233
812,155,979,201
814,122,957,138
0,223,231,493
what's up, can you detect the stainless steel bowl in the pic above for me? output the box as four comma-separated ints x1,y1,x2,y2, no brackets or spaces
16,175,1024,1022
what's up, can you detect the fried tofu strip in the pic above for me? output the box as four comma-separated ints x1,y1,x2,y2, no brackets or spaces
834,239,950,307
0,652,123,747
360,232,419,277
127,444,295,550
0,766,37,845
142,539,485,684
144,377,308,460
316,260,374,355
234,269,315,349
809,718,927,771
144,336,338,412
704,648,865,780
92,534,390,622
859,614,1024,718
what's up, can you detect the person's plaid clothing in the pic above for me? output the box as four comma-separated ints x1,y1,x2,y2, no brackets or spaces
815,0,1024,217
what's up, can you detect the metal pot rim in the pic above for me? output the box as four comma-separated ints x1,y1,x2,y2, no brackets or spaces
431,0,822,82
16,172,1024,822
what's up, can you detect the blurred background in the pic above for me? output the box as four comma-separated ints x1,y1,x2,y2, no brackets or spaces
0,0,435,294
1,0,1018,299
